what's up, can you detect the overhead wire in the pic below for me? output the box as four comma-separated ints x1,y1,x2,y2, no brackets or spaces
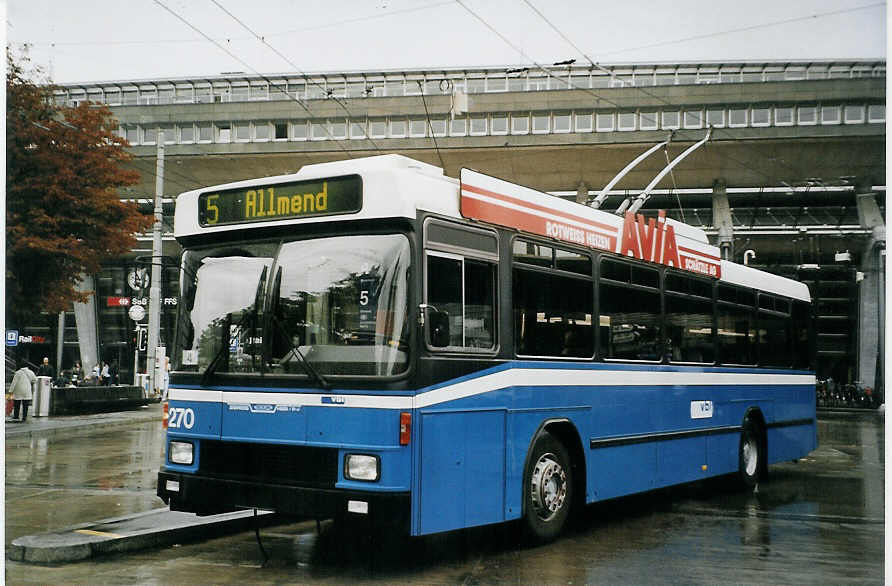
152,0,360,158
516,0,864,192
207,0,385,153
417,81,447,169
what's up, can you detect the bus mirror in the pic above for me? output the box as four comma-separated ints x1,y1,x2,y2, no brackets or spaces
421,304,450,348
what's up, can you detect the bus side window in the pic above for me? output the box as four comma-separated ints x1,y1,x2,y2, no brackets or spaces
426,254,496,351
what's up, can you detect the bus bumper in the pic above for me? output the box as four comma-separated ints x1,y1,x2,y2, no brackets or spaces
157,471,410,530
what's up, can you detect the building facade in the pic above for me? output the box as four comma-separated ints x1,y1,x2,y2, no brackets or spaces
17,60,885,391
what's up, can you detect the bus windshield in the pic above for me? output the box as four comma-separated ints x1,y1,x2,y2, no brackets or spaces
173,234,412,379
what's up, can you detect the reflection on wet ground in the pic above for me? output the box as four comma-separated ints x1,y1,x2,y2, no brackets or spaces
5,412,885,584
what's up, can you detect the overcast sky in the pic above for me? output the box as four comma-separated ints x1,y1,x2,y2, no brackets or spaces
6,0,888,84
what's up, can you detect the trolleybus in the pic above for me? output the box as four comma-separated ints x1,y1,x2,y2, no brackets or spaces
157,154,816,541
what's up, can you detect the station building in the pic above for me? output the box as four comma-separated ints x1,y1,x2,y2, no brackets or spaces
15,60,885,391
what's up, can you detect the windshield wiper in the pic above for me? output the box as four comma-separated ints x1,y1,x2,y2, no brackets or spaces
200,266,268,385
269,313,331,390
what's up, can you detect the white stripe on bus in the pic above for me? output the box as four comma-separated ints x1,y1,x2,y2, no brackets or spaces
169,369,815,410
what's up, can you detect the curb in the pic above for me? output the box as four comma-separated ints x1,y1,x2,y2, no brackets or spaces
8,507,284,564
5,407,162,440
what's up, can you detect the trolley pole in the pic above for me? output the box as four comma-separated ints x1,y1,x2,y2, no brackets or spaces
146,138,164,396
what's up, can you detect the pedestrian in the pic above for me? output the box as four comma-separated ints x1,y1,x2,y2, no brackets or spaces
9,362,37,422
37,356,54,378
71,361,83,385
101,362,110,386
110,361,119,385
91,363,100,384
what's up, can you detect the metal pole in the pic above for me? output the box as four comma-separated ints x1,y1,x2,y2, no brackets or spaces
56,311,65,376
147,138,164,395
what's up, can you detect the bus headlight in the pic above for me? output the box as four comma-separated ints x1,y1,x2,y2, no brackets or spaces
345,454,379,481
169,441,194,465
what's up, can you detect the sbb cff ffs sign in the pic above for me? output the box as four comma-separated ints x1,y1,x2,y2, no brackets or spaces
106,297,178,307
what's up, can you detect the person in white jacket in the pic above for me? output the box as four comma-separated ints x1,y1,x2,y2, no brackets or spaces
10,363,37,422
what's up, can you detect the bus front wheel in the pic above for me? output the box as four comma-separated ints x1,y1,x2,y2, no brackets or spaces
523,431,573,543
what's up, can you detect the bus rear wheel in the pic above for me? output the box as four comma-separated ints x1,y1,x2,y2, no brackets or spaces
523,431,573,543
738,419,763,489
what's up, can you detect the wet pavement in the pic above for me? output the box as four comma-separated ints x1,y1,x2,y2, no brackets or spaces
5,408,885,584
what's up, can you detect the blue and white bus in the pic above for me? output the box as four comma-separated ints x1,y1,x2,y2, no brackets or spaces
157,154,816,541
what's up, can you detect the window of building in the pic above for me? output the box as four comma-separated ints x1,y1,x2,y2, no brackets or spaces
683,110,703,129
512,114,530,134
216,123,231,143
508,76,526,92
346,82,366,98
661,111,680,129
450,117,467,136
179,124,195,143
868,104,885,123
159,124,176,144
821,105,841,124
596,112,615,132
741,71,762,83
124,125,139,144
798,106,817,125
292,121,308,141
491,115,508,135
655,73,675,86
728,108,748,127
486,76,506,92
706,109,725,127
429,119,447,136
617,112,636,131
633,72,654,86
384,80,404,96
350,120,367,139
575,112,593,132
592,73,611,88
528,75,548,91
198,123,213,142
532,113,550,134
751,107,770,126
720,70,741,83
570,74,590,89
311,121,328,140
330,120,347,139
466,78,486,94
235,122,251,141
390,119,407,137
409,119,427,137
370,119,387,138
844,105,865,124
470,115,488,135
553,113,571,133
774,107,794,126
143,127,158,144
250,84,268,100
639,112,659,130
105,89,121,105
231,84,249,101
274,122,289,140
194,85,212,103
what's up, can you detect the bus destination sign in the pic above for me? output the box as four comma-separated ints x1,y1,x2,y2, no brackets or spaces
198,175,362,226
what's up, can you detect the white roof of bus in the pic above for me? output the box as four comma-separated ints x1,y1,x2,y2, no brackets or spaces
174,154,810,302
173,154,459,237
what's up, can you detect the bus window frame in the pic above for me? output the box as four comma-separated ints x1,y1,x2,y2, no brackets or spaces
422,218,500,356
511,235,595,361
597,255,664,364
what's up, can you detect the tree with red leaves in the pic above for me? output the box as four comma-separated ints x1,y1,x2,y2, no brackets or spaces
6,50,152,326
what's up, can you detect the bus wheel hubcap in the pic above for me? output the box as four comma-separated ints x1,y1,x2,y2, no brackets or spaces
531,453,567,520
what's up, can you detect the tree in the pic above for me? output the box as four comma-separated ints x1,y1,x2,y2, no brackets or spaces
6,49,152,326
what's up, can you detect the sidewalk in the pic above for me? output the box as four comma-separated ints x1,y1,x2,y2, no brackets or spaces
5,402,162,440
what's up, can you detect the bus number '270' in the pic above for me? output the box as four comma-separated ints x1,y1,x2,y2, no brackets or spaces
168,407,195,429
